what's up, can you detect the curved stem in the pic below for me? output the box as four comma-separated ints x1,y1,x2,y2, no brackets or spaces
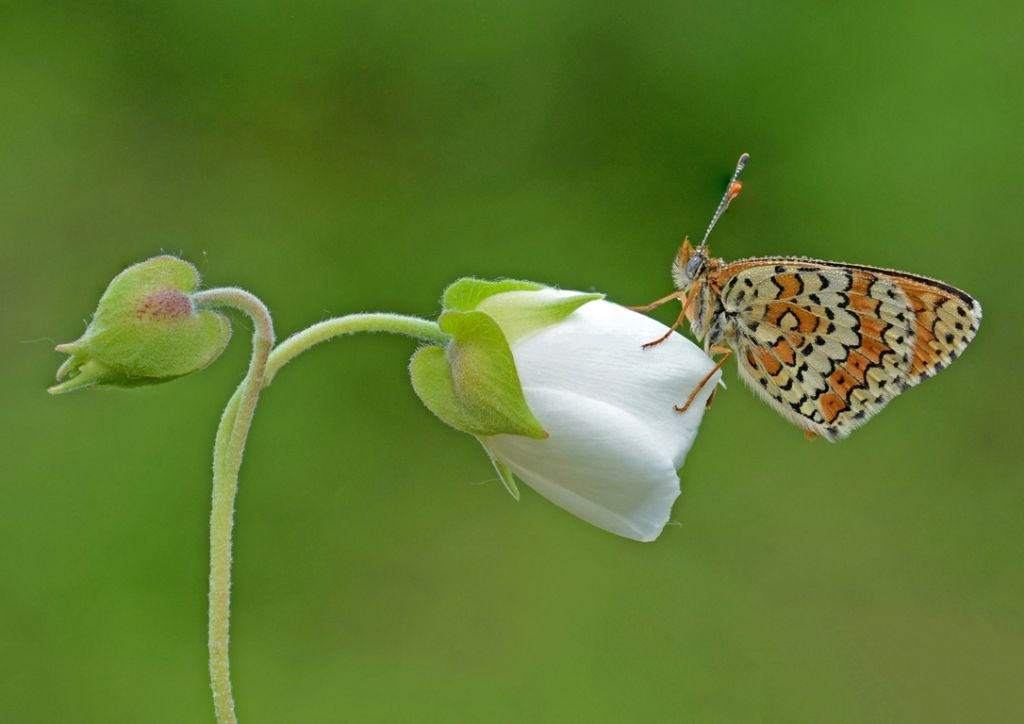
191,306,440,723
193,288,275,724
265,313,447,386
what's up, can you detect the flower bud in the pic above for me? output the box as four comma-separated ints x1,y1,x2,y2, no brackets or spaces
49,256,231,394
411,277,720,541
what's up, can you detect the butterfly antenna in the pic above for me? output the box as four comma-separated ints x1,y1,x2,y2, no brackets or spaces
697,152,750,251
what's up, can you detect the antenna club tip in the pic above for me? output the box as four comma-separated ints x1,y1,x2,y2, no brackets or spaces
738,152,750,167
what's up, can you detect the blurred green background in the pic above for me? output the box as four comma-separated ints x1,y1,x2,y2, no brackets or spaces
3,1,1022,722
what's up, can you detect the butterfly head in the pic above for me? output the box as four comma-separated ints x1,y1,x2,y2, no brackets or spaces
672,237,709,291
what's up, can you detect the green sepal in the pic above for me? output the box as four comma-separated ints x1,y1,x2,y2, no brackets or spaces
409,310,547,439
50,256,231,394
442,278,543,313
442,277,603,343
476,290,603,344
480,441,521,501
48,359,113,395
409,346,488,434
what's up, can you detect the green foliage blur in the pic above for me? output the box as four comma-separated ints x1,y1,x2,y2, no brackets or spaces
3,2,1021,722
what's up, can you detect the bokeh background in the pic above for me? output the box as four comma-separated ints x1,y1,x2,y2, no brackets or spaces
3,2,1022,722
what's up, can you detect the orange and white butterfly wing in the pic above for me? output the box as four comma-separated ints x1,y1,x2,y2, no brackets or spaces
711,260,981,440
884,270,983,385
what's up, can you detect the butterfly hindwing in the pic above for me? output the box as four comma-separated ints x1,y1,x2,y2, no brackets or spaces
708,259,980,439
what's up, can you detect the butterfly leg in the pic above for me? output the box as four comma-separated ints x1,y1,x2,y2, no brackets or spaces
625,290,684,313
674,345,732,413
634,292,693,349
641,303,690,349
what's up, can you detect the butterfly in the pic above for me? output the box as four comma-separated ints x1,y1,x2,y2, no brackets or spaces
632,154,983,441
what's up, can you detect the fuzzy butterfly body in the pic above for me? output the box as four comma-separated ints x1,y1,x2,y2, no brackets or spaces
640,153,983,441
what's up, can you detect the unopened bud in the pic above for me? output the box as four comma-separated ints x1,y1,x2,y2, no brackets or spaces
50,256,231,394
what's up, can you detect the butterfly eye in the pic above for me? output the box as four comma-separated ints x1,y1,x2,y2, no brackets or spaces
685,255,706,279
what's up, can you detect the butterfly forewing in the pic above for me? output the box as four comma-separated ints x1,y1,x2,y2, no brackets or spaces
705,259,981,439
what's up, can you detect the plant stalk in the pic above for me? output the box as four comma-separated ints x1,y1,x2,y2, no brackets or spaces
195,305,444,723
194,289,275,724
265,312,449,385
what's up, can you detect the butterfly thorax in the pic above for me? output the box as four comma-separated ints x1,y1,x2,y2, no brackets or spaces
672,239,731,348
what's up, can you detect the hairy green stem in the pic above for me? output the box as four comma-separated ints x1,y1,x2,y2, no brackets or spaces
194,307,443,723
265,313,448,386
194,288,275,724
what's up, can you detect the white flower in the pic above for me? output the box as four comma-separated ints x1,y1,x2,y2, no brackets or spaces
410,280,720,543
479,290,719,542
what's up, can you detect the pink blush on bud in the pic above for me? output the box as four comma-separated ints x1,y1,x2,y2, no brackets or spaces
136,290,192,320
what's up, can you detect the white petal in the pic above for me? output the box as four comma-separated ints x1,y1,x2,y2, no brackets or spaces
511,296,719,468
480,291,720,541
483,388,683,542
